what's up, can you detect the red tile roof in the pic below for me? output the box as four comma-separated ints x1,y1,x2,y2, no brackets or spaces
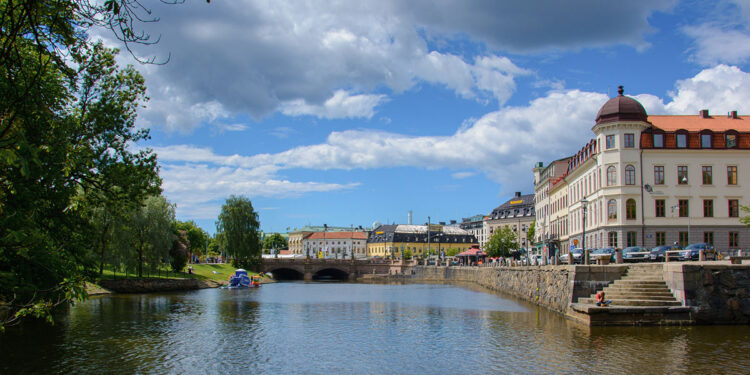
649,115,749,132
307,231,368,240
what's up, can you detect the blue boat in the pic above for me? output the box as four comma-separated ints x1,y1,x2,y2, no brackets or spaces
227,269,251,288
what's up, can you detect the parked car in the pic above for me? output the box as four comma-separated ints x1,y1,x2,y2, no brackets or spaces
530,254,543,265
622,246,650,262
592,247,616,262
681,243,717,261
560,248,583,264
649,245,683,262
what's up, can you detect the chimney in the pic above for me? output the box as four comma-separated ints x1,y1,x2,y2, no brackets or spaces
515,192,521,198
730,110,739,119
699,109,710,118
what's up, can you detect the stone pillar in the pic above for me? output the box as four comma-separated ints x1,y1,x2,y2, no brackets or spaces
615,249,623,264
699,249,705,262
304,272,313,281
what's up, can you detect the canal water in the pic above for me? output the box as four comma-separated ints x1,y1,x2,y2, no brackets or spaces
2,282,750,374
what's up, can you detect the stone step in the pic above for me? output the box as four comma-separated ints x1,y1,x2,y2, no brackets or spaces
578,298,682,307
593,293,677,301
605,284,671,290
604,286,672,294
620,276,665,281
612,280,669,287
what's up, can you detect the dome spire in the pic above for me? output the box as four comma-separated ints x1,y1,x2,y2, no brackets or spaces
618,85,624,96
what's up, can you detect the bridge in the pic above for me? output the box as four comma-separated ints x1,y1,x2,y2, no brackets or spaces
260,258,416,281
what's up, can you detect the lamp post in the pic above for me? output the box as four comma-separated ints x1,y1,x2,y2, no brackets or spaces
323,223,327,259
427,216,431,261
682,176,690,244
581,196,588,265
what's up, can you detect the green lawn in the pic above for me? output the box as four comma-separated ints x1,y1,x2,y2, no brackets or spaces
96,263,267,284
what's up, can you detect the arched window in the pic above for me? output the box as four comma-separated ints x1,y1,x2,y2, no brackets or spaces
626,199,636,220
625,165,636,185
607,166,617,186
608,199,617,220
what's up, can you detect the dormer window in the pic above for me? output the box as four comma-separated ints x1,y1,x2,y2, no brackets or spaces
653,133,664,148
701,133,712,148
726,133,738,148
676,133,687,148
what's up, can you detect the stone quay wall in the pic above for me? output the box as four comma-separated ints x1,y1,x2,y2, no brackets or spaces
665,263,750,324
412,265,628,314
98,278,219,293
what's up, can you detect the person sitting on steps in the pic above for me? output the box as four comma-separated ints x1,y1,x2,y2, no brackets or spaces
595,291,611,307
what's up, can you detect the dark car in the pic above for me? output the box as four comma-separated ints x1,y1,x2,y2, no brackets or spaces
592,247,616,262
622,246,650,262
649,245,682,262
681,243,717,261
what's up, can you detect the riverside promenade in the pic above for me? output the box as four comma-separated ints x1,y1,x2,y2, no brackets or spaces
410,262,750,326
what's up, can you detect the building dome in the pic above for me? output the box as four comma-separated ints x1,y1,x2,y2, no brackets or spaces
595,86,648,125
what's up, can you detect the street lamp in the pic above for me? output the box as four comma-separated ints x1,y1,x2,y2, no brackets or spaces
682,175,691,244
323,223,327,259
581,196,588,265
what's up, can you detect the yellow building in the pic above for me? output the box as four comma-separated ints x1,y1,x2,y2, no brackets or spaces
366,224,478,258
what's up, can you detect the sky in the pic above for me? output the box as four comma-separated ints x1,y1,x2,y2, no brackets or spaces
97,0,750,235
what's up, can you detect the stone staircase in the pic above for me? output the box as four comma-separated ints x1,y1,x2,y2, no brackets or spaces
578,264,681,307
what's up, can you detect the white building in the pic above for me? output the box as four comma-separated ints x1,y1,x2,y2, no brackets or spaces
545,86,750,254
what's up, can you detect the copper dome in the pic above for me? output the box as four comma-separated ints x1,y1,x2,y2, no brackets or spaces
595,86,648,125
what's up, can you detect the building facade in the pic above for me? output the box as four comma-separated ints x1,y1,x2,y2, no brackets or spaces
484,192,535,252
533,157,572,245
459,214,488,248
366,224,477,258
303,231,368,258
288,225,356,255
543,86,750,254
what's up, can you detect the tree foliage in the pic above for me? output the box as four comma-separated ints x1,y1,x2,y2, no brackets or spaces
0,1,168,330
741,205,750,227
263,233,287,251
216,196,261,269
169,230,188,273
527,220,536,245
484,227,518,258
176,220,208,257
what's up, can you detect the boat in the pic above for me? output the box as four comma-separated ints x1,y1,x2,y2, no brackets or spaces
227,269,251,288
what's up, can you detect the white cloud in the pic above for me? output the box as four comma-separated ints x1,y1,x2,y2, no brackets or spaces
280,90,387,119
100,0,674,133
451,171,477,179
682,0,750,65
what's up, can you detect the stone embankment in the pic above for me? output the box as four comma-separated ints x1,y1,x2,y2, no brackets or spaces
411,263,750,325
98,278,222,293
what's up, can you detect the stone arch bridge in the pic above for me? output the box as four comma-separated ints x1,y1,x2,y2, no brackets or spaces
260,258,414,281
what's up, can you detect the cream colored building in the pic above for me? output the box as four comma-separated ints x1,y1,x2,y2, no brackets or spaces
546,86,750,254
484,192,535,252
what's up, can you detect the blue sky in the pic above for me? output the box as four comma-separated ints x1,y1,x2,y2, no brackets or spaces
101,0,750,235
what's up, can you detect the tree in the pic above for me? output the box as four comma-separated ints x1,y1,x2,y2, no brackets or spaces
169,231,189,273
263,233,287,252
216,196,261,269
445,247,461,257
527,220,536,245
0,40,159,328
403,249,413,260
741,205,750,227
484,227,518,258
137,196,175,278
176,220,209,260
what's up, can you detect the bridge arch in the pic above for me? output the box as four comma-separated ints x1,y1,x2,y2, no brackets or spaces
268,267,305,281
312,267,350,281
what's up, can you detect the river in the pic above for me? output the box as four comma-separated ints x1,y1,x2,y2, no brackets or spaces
2,282,750,374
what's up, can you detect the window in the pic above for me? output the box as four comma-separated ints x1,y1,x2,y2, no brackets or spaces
606,135,615,149
730,232,739,248
704,232,714,246
625,165,636,185
653,133,664,148
627,232,637,247
608,232,618,247
607,166,617,186
676,133,687,148
624,133,635,148
655,199,666,217
678,166,688,184
655,232,666,246
679,199,689,217
729,199,740,217
701,134,712,148
679,232,689,247
626,199,636,220
654,166,665,185
608,199,617,220
728,166,738,185
726,134,738,148
703,199,714,217
702,166,712,185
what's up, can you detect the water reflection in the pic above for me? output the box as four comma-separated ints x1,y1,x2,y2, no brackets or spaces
1,283,749,374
